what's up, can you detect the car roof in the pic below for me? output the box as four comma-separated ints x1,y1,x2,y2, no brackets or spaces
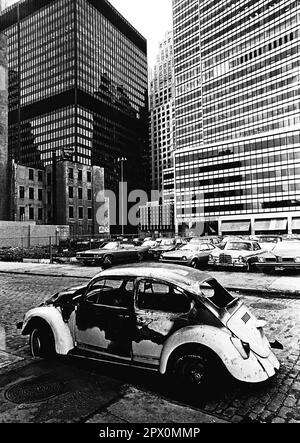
92,263,212,295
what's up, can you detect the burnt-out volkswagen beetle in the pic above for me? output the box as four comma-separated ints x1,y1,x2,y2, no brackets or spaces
18,263,281,388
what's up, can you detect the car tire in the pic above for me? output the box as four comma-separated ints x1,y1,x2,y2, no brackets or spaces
190,259,199,269
29,325,55,359
172,353,211,391
102,255,113,268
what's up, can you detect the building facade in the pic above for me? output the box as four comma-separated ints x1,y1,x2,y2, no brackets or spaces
173,0,300,237
0,0,148,232
149,31,175,193
10,159,105,236
0,32,7,220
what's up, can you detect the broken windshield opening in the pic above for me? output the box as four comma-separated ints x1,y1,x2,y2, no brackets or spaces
200,279,238,310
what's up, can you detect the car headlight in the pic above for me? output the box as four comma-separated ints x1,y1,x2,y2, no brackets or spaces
258,257,265,263
238,256,245,263
209,254,213,261
294,257,300,263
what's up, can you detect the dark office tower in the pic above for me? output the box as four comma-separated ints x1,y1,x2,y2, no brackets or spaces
173,0,300,237
0,0,148,205
0,32,8,220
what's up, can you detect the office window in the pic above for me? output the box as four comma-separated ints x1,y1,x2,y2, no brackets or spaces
38,208,43,221
88,207,92,220
87,188,92,200
69,206,74,219
69,186,74,199
78,188,83,200
29,169,34,181
38,189,43,201
29,188,34,200
69,168,74,180
78,170,83,181
87,171,91,182
78,207,83,219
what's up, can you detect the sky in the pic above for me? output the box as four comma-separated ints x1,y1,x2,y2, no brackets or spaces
109,0,173,67
3,0,174,68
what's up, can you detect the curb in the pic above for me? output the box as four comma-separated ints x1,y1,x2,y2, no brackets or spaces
225,286,299,300
0,269,299,299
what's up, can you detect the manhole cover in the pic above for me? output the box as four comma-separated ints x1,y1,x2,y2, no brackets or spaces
4,376,65,404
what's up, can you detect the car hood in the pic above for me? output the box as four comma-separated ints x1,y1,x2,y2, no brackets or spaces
150,246,175,252
162,250,193,258
43,285,87,306
226,304,271,358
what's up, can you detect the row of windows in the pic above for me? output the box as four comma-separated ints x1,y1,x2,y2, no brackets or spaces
176,166,300,190
175,131,300,165
68,186,92,200
69,206,93,220
19,187,43,201
19,206,43,221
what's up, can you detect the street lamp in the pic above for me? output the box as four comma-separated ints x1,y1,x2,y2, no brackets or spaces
117,157,127,236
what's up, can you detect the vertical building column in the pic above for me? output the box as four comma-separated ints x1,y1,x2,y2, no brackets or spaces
0,34,8,220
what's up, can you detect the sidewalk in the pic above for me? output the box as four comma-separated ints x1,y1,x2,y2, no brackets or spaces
0,260,299,297
0,356,228,424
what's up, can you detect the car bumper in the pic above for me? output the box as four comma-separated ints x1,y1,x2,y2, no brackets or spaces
76,257,104,264
256,263,300,271
208,260,247,269
159,258,192,266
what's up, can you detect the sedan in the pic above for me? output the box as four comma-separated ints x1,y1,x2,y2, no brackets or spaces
147,238,186,261
160,242,216,269
256,241,300,273
76,241,148,268
208,240,265,271
18,263,281,390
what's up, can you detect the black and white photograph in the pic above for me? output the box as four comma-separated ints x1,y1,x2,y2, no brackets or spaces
0,0,299,431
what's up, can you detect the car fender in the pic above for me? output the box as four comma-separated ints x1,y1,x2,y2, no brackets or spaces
22,307,75,355
159,325,274,383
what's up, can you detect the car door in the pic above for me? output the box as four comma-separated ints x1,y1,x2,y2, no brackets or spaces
197,244,211,263
132,278,192,367
74,277,135,360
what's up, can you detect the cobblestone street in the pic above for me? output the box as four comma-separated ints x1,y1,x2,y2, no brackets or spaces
0,273,299,423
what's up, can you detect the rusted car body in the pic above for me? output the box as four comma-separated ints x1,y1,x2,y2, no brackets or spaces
208,240,266,271
18,264,281,387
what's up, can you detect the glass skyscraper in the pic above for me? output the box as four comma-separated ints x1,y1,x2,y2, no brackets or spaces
173,0,300,236
149,30,175,193
0,0,148,197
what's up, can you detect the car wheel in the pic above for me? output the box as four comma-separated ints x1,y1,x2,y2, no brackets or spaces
29,325,55,359
190,259,199,269
102,255,113,268
173,354,210,390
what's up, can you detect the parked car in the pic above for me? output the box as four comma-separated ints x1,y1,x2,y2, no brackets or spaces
147,238,186,261
76,241,148,267
256,235,283,252
208,240,265,271
256,241,300,273
18,263,281,389
160,241,216,269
